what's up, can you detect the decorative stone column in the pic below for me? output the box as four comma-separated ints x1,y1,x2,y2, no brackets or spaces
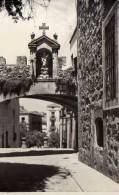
67,114,71,148
62,117,67,148
71,113,76,149
30,50,36,78
52,49,59,78
59,121,63,148
21,137,27,148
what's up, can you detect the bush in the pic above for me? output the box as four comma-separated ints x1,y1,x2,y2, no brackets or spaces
48,132,60,148
26,131,46,148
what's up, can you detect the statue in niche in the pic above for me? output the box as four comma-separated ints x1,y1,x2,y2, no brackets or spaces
41,53,48,67
39,52,49,79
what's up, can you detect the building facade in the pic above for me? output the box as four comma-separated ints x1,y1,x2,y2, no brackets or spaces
19,106,29,131
19,107,43,132
29,111,42,131
47,104,61,135
77,0,119,182
70,26,78,75
0,99,20,148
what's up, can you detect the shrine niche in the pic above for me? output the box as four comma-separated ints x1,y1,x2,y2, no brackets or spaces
36,48,52,79
28,23,60,81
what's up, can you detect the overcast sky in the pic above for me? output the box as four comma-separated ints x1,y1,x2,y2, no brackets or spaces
0,0,76,112
0,0,76,65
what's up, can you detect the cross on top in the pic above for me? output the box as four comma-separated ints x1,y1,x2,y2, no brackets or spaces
39,23,49,35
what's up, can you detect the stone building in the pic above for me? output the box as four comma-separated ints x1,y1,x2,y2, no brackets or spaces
70,26,78,75
47,103,61,135
0,99,20,148
0,56,27,148
19,106,29,131
29,111,43,131
77,0,119,182
19,106,43,132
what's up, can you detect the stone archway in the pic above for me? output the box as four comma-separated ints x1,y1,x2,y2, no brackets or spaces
36,48,53,79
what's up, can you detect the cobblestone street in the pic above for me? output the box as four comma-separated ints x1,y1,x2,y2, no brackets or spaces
0,150,119,192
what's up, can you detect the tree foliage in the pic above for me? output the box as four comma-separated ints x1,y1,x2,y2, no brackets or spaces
0,0,23,19
48,132,60,148
0,64,33,97
26,130,46,148
0,0,51,21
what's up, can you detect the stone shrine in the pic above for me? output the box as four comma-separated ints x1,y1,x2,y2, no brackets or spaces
28,23,60,80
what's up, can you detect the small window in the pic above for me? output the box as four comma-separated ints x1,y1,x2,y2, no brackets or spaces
95,118,103,147
51,112,55,116
51,120,55,127
21,117,25,122
6,131,9,148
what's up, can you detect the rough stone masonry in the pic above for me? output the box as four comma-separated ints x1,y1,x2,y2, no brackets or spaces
77,0,119,183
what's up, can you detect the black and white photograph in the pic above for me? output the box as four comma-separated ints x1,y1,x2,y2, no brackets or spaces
0,0,118,193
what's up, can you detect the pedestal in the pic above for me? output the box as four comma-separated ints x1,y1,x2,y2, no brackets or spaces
44,136,48,148
38,67,49,79
21,137,27,148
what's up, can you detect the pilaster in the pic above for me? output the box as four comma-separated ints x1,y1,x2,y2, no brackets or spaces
52,49,59,78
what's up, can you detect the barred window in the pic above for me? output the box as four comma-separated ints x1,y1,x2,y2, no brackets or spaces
105,14,116,101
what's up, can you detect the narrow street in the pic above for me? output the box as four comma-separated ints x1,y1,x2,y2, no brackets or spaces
0,151,81,192
0,150,119,192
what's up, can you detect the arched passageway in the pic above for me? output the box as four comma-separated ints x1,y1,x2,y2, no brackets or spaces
20,97,78,150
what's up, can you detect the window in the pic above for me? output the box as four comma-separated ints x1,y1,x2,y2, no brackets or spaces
21,117,25,121
13,109,16,141
105,14,116,101
95,118,103,147
6,131,9,148
74,57,77,75
103,1,119,108
51,120,55,127
51,112,55,116
2,134,4,148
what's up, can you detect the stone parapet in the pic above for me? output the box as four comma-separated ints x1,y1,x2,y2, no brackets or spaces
17,56,27,67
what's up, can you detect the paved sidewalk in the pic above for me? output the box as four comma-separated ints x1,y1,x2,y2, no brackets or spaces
58,153,119,192
0,149,119,191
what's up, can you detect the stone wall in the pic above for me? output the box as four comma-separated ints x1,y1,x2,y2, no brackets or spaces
16,56,27,67
0,57,6,66
103,109,119,182
77,0,119,183
77,0,104,165
0,99,20,148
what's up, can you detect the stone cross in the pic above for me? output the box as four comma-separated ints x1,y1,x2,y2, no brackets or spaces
39,23,49,35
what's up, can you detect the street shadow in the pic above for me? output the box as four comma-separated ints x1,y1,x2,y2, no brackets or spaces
0,149,75,158
0,162,60,192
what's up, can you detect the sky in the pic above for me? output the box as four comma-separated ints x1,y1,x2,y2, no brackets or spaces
0,0,76,65
0,0,77,112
